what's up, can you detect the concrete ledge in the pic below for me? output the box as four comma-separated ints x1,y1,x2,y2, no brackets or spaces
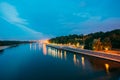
47,44,120,63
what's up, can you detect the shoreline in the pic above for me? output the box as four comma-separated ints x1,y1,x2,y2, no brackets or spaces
0,46,10,51
47,44,120,63
0,45,18,51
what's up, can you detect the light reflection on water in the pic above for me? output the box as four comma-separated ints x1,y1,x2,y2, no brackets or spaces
8,43,119,80
42,44,47,55
105,63,110,74
47,46,86,68
29,43,37,50
48,47,65,60
81,57,85,68
64,51,67,60
73,54,80,66
45,44,120,76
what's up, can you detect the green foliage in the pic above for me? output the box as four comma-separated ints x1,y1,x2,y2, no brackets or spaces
92,38,103,50
49,29,120,49
102,37,112,50
0,41,33,46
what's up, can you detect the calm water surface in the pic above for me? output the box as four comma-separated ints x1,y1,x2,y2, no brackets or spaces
0,43,120,80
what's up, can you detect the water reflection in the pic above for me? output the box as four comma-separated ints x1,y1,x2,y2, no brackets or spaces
47,47,82,66
60,50,63,59
0,50,4,54
38,43,42,50
73,54,77,65
73,54,80,66
47,47,64,59
30,43,32,50
64,51,67,60
105,63,110,74
30,43,36,50
29,43,42,50
42,44,47,55
47,47,83,66
0,43,120,80
81,57,85,68
46,46,120,76
33,44,36,50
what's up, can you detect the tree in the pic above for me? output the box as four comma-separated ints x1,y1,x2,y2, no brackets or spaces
49,29,120,50
92,38,103,51
102,37,112,51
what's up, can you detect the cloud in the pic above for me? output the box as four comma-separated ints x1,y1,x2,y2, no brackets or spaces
0,2,47,39
73,12,90,18
72,12,102,20
0,2,28,26
62,17,120,34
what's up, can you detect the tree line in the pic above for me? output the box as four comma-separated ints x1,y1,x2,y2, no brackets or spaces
0,41,34,46
49,29,120,50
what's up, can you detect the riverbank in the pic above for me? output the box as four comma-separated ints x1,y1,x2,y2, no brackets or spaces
0,46,10,51
47,44,120,63
0,45,18,51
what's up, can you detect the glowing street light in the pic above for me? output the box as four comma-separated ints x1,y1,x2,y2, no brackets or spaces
105,47,109,51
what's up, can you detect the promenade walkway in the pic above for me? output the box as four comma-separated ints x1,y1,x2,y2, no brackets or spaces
47,44,120,63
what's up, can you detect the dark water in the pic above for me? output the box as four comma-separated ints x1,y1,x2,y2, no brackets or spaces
0,43,120,80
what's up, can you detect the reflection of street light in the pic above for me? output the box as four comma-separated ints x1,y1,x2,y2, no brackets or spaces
64,51,67,60
43,44,47,55
105,63,110,74
30,43,32,50
73,54,77,65
34,44,36,50
60,50,63,59
81,57,85,68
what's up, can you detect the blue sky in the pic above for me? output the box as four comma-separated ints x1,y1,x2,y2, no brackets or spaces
0,0,120,40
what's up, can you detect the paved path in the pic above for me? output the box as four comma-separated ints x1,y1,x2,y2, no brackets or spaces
47,44,120,63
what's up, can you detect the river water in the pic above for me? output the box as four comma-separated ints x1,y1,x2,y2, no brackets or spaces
0,43,120,80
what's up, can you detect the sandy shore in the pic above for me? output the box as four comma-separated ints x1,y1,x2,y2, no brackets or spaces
0,46,10,50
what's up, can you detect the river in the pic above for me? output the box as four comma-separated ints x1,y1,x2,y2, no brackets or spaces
0,43,120,80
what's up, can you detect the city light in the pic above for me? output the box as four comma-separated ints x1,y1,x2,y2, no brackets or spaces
105,47,109,51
